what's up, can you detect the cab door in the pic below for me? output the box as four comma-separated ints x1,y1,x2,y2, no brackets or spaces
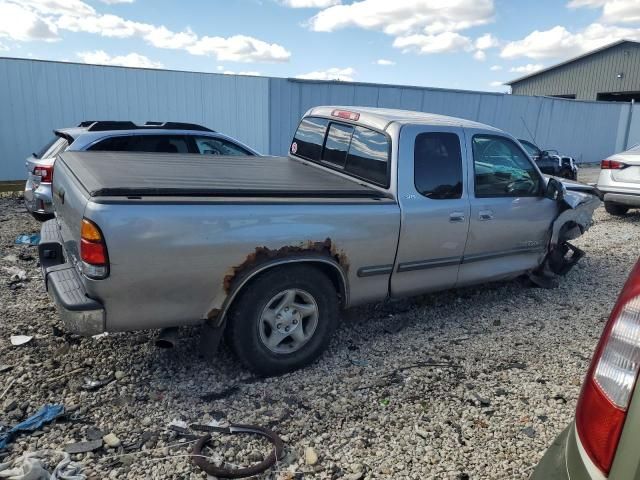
457,130,558,286
390,125,470,297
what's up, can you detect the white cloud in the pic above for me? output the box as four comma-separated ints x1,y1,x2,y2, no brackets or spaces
0,2,59,41
77,50,163,68
101,0,134,3
490,64,502,71
222,70,261,76
510,63,544,74
568,0,640,24
0,0,291,63
187,35,290,62
308,0,494,36
296,67,355,81
0,41,7,51
489,80,504,87
501,23,640,59
475,33,499,50
473,50,486,61
280,0,340,7
393,32,473,54
375,58,395,65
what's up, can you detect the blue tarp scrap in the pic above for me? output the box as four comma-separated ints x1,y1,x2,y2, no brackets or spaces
0,404,65,450
15,234,40,246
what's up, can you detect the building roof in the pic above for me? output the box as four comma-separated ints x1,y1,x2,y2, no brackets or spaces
506,39,640,85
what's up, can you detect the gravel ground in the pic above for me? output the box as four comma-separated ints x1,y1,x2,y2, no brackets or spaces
1,189,639,480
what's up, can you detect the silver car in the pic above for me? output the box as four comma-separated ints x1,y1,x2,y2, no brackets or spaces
24,121,260,220
597,144,640,215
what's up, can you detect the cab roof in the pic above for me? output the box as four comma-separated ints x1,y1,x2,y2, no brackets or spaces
306,106,500,132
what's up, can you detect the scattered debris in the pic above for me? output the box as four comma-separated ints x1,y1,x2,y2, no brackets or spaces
304,446,318,465
521,426,536,438
14,234,40,246
0,365,13,374
0,404,65,449
200,385,240,401
0,450,85,480
383,317,408,334
192,423,285,478
9,335,33,346
91,332,109,340
1,255,18,263
85,427,105,442
347,353,369,368
114,371,126,381
102,433,121,448
81,374,115,391
64,439,103,454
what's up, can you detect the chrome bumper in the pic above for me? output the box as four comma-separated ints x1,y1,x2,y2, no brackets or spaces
39,220,105,336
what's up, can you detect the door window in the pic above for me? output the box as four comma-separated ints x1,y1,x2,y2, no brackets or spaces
414,132,463,199
193,137,251,156
472,135,541,197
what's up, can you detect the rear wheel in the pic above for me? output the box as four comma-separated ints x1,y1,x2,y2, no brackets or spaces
558,168,573,180
605,202,629,216
226,265,339,376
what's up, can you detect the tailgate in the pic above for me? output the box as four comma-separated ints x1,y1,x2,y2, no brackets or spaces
52,156,90,266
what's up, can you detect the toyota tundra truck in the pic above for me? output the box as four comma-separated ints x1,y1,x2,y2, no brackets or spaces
39,106,600,375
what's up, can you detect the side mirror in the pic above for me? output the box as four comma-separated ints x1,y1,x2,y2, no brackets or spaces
545,177,566,201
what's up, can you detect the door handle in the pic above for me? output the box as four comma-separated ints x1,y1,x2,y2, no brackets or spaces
478,209,494,221
449,212,465,223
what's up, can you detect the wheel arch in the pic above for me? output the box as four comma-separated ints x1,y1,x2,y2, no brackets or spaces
212,256,349,327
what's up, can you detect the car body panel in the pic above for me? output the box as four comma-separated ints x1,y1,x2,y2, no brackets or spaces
597,148,640,211
24,126,259,217
45,107,599,335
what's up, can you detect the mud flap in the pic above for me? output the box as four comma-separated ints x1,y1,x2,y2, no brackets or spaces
547,241,585,276
199,320,225,360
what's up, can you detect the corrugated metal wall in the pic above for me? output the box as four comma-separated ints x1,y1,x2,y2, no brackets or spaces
0,58,269,180
0,57,637,181
510,42,640,101
269,78,629,164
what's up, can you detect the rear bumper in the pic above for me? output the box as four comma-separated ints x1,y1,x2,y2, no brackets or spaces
531,426,571,479
603,191,640,208
39,219,105,336
24,179,54,215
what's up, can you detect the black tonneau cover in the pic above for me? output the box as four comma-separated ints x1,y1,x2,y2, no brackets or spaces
59,151,385,198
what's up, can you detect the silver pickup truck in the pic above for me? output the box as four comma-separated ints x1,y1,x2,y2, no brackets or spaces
40,106,600,375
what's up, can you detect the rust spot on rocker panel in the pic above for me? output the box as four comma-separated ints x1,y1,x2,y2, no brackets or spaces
222,238,349,295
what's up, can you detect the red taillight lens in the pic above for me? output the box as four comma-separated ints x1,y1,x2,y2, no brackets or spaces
576,259,640,474
331,109,360,121
33,164,53,183
80,218,109,278
601,159,627,169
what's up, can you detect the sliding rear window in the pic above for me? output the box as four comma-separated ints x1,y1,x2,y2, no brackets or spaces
291,116,390,187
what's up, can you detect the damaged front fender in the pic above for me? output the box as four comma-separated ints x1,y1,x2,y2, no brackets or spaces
550,188,601,248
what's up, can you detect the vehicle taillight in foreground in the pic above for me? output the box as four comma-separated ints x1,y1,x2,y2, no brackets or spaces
33,165,53,183
576,260,640,474
601,159,627,169
80,218,109,279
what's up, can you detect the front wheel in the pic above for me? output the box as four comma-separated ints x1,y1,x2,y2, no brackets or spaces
226,265,339,376
605,202,629,216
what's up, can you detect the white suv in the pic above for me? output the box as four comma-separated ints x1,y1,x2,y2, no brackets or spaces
25,121,260,220
597,144,640,216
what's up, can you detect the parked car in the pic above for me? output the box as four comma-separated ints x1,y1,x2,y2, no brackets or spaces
532,258,640,480
518,139,578,180
24,121,259,220
597,144,640,216
40,107,600,375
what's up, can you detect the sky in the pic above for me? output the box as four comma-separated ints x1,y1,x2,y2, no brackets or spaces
1,0,640,92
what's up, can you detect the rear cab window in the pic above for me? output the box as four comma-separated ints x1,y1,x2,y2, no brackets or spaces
290,116,390,187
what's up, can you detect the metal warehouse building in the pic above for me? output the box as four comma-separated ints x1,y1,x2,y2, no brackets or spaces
2,56,640,182
507,40,640,101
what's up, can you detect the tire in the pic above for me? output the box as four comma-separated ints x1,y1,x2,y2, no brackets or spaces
32,212,54,222
558,168,573,180
604,202,629,216
226,265,339,376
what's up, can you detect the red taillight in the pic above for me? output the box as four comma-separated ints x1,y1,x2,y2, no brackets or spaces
33,164,53,183
601,159,627,169
331,109,360,121
80,219,109,278
576,259,640,474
